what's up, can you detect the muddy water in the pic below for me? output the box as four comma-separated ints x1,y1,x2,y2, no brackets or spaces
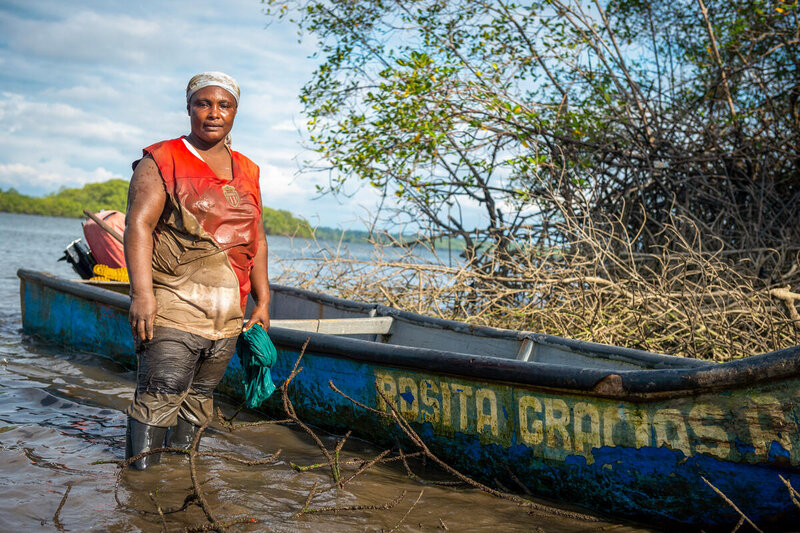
0,213,654,532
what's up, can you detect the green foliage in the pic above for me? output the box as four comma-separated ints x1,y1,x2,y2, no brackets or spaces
261,206,314,237
0,181,319,239
266,0,800,274
0,179,129,218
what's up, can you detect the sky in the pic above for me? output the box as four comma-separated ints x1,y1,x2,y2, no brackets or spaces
0,0,385,229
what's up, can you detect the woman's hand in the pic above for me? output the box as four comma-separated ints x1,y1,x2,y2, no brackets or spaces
130,292,157,340
244,303,270,332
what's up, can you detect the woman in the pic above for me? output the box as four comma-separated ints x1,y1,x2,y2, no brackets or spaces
124,72,270,469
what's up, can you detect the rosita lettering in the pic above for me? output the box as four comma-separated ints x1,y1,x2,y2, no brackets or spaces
374,371,799,464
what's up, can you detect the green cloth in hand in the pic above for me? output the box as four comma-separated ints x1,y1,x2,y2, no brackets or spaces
236,324,277,408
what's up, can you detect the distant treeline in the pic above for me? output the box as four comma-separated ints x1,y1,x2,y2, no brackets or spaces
0,180,129,218
0,179,463,249
0,180,322,238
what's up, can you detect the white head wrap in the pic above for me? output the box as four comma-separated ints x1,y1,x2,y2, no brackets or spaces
186,71,240,105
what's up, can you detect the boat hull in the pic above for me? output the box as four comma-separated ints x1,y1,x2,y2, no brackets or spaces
18,270,800,529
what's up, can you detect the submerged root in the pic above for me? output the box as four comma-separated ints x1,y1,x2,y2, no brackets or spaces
52,483,72,532
94,420,273,532
701,476,763,533
292,485,407,519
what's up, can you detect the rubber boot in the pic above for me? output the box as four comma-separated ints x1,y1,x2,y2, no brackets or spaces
125,417,167,470
165,417,200,449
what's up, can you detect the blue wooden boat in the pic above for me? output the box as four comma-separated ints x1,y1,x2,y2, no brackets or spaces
17,268,800,529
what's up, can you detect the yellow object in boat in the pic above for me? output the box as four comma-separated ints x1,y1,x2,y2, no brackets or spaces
90,264,129,282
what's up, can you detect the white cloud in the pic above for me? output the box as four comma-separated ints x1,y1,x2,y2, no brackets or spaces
2,11,162,66
271,119,300,132
259,162,307,198
0,93,146,144
50,83,124,103
0,161,124,194
0,0,364,226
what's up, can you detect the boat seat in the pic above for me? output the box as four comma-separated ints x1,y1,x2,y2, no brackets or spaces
271,317,394,336
516,338,534,361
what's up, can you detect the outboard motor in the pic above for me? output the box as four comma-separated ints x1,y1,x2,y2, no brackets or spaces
59,239,97,280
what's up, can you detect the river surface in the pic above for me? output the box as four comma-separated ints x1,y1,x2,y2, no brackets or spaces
0,212,653,532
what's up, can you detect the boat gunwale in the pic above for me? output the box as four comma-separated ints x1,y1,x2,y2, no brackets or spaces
18,268,800,401
271,283,712,370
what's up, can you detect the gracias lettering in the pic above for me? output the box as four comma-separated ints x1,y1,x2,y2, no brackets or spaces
373,370,799,465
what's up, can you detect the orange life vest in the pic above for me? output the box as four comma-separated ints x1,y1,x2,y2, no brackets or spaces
135,137,262,339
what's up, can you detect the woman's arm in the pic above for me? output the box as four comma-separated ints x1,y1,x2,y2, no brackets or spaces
124,155,166,341
244,222,270,331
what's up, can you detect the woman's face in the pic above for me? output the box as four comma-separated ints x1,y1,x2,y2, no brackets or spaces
187,86,237,145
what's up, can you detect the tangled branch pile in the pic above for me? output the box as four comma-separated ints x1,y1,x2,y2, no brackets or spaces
276,204,800,361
